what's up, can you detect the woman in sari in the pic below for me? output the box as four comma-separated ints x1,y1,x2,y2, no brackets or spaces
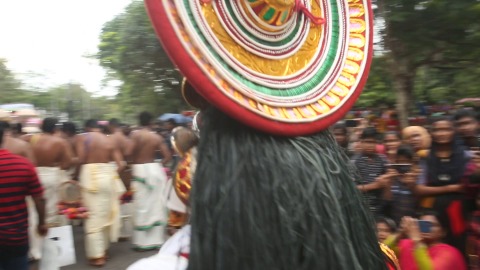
385,212,466,270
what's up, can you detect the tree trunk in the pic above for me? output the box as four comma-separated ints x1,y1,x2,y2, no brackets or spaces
393,73,414,129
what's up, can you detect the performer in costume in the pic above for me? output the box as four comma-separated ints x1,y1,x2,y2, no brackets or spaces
131,0,399,269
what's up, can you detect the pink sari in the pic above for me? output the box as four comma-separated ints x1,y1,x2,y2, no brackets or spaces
398,239,466,270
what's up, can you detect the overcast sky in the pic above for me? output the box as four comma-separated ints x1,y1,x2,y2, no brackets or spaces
0,0,133,96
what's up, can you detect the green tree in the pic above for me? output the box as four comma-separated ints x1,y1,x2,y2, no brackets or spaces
0,59,34,104
376,0,480,127
98,0,187,120
357,56,395,108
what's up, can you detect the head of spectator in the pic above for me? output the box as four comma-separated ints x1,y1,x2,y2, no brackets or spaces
376,217,396,243
402,126,431,158
139,111,154,127
61,122,77,138
108,118,121,134
332,123,348,149
121,124,132,137
454,109,478,149
84,119,100,132
41,117,59,134
165,119,177,132
395,144,415,166
430,116,456,147
410,210,448,246
360,127,378,157
384,131,401,160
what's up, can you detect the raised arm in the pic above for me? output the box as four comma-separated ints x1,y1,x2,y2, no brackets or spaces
414,184,462,197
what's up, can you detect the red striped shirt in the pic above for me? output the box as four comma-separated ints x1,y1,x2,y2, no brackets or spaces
0,149,43,248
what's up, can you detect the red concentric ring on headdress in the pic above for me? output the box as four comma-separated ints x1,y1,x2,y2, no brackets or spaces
145,0,373,136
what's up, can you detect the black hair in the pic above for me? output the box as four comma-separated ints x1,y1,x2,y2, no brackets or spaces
417,209,448,231
360,127,377,140
333,123,347,135
396,144,415,160
139,111,153,126
188,106,387,270
41,117,58,134
429,115,453,126
375,216,397,232
84,119,99,129
384,131,400,140
109,118,121,127
166,119,177,126
61,122,77,136
454,109,478,122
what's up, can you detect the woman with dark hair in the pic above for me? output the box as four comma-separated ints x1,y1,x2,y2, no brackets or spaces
384,131,402,163
415,116,477,254
386,211,467,269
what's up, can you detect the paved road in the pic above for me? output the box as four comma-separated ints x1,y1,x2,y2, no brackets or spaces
30,224,157,270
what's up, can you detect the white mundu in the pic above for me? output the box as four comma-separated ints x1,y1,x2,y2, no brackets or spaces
80,163,125,259
131,162,169,250
28,166,62,260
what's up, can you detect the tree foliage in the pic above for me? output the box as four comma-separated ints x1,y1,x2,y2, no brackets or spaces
98,0,188,121
370,0,480,126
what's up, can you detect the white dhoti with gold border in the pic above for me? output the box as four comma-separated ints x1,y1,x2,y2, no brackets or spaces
80,163,125,259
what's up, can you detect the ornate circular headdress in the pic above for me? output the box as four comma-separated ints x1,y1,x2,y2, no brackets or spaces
145,0,373,136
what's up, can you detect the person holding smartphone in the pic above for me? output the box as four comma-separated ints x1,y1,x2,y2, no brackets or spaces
383,145,422,224
385,212,466,270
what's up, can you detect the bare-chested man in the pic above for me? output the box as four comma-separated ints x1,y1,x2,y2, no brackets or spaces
108,118,133,159
108,118,134,241
74,119,126,267
129,112,172,250
56,122,79,182
23,117,72,261
0,121,36,164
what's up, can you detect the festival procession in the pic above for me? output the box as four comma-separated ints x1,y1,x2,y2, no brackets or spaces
1,0,480,269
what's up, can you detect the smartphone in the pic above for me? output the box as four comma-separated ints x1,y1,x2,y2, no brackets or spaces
387,164,412,174
345,119,359,128
418,220,432,233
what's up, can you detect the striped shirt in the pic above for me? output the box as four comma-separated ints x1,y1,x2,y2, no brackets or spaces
0,149,43,255
352,153,388,217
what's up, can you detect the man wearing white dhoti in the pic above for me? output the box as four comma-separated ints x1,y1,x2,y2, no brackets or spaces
23,118,72,261
74,119,125,267
130,112,172,250
131,163,169,249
